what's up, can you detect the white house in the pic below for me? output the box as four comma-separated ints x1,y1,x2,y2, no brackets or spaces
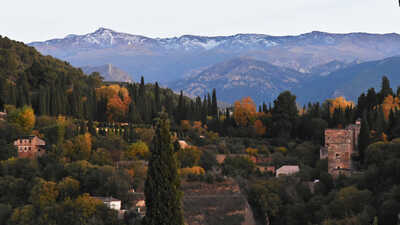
276,165,300,177
93,196,121,210
178,140,190,149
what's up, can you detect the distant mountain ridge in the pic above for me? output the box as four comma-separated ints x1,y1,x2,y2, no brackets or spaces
170,56,400,105
293,56,400,104
169,57,307,104
29,28,400,83
81,64,133,83
28,28,400,104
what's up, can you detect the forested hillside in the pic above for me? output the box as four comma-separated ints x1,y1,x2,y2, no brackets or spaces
0,35,219,124
2,35,400,225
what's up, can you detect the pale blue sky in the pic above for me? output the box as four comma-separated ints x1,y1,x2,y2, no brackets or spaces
2,0,400,43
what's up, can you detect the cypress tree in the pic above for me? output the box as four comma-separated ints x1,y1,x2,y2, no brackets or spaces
375,106,386,135
201,96,208,123
132,83,138,104
380,76,393,102
88,120,96,136
358,112,370,164
164,94,173,118
211,88,218,118
139,76,145,98
144,112,184,225
195,96,202,121
176,91,185,122
262,102,267,113
366,88,378,110
155,82,161,113
207,93,212,116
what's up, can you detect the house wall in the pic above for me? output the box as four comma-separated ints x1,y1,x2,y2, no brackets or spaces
14,137,45,159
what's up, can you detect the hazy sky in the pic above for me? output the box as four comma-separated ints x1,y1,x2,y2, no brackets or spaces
2,0,400,43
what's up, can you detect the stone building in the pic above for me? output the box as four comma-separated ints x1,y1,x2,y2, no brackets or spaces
13,135,46,159
321,120,361,176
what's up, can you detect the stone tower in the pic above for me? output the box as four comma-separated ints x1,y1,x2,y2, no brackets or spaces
321,119,361,176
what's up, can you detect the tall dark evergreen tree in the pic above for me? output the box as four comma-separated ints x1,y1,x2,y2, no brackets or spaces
271,91,298,138
176,91,186,122
366,88,378,110
211,88,218,118
375,106,386,135
154,82,161,113
201,96,208,123
144,112,184,225
207,93,212,116
380,76,394,103
358,112,370,164
262,102,268,113
139,76,145,98
88,120,96,136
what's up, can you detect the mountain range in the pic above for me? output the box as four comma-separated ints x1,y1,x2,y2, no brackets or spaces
169,57,307,104
28,28,400,104
293,56,400,104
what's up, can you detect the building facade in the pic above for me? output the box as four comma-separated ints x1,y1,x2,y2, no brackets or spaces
321,120,361,176
13,136,46,159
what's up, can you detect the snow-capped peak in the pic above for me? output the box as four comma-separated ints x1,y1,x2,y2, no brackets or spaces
34,28,397,52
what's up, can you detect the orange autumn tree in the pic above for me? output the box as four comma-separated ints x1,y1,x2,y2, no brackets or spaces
253,119,267,136
381,95,400,120
96,85,131,121
327,96,354,117
234,97,257,127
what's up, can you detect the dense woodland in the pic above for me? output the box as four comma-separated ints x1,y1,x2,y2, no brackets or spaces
1,36,400,225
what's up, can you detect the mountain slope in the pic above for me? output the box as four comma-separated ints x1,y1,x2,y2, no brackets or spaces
309,60,354,76
293,56,400,104
169,57,306,104
81,64,133,83
29,28,400,83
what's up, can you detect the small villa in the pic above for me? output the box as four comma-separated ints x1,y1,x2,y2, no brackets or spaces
13,135,46,159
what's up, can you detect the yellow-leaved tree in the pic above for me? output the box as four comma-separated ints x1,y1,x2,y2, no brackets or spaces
326,96,354,117
234,97,257,127
381,95,400,120
123,140,150,160
64,133,92,161
7,105,36,134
